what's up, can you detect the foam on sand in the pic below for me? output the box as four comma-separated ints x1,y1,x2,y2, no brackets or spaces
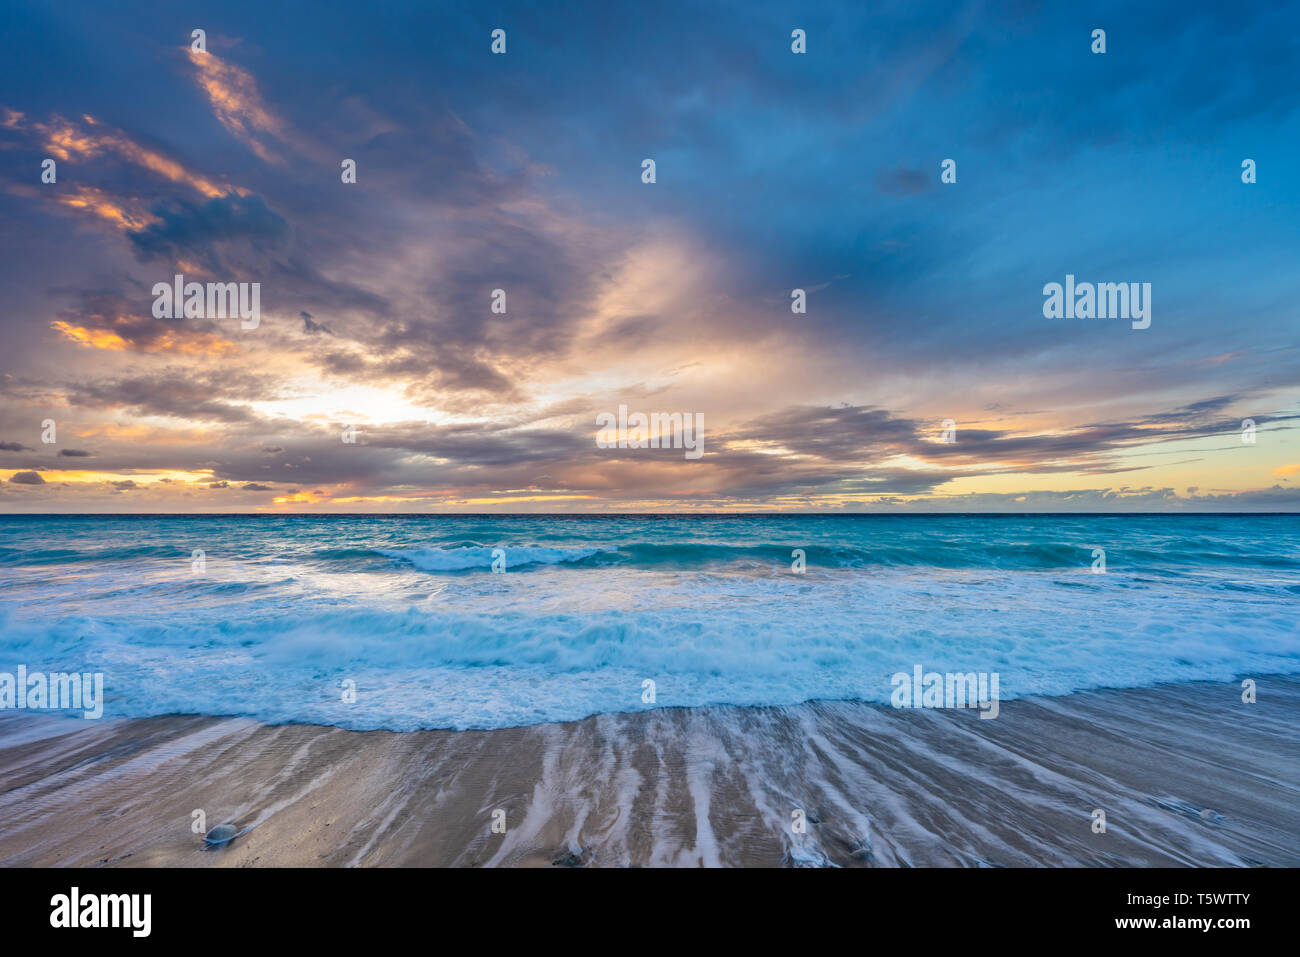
1,676,1295,867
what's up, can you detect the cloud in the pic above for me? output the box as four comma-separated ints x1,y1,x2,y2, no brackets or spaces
128,194,289,263
21,112,230,198
187,48,290,163
49,289,239,355
300,311,333,336
8,471,45,484
2,1,1298,513
65,369,278,423
48,185,157,232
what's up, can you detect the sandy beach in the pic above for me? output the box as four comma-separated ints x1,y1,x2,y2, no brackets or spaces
1,674,1295,867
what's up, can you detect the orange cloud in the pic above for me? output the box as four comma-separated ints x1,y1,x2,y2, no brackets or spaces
453,494,598,505
51,318,239,357
316,495,430,505
2,469,214,485
50,321,129,351
34,113,231,198
272,491,327,505
76,423,219,445
52,186,157,231
187,49,286,163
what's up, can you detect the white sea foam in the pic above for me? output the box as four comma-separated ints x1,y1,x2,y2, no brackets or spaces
3,515,1298,730
1,561,1297,730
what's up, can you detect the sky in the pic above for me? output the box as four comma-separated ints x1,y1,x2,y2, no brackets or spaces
2,0,1299,512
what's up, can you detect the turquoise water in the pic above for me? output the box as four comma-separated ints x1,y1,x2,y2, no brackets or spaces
1,514,1297,729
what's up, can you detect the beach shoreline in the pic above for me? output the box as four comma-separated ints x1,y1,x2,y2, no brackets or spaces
1,675,1296,867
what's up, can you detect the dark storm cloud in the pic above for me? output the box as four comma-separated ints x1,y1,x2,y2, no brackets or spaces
8,471,45,485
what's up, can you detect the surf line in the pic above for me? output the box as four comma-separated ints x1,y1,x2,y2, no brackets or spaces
890,665,999,719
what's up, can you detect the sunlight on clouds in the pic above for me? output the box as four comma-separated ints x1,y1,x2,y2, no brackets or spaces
272,491,327,505
2,469,215,485
52,186,156,231
50,321,129,351
187,48,288,163
50,319,239,356
77,423,217,445
34,114,230,198
248,381,435,426
450,494,597,505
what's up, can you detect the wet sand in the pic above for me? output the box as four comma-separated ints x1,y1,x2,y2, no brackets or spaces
1,676,1296,867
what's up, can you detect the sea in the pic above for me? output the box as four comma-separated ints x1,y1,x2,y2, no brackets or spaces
1,513,1296,730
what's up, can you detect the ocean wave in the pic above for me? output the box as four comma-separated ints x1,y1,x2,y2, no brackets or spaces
2,515,1299,730
360,539,1300,573
374,544,607,571
0,543,188,566
4,518,1298,577
2,563,1297,731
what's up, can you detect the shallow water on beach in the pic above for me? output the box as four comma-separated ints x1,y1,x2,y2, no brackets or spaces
2,677,1297,867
